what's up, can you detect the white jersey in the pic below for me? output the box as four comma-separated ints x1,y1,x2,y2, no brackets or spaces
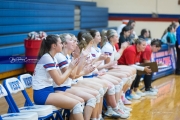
54,53,72,87
32,53,58,90
91,47,101,58
91,47,105,71
65,54,83,83
101,42,117,62
83,53,99,77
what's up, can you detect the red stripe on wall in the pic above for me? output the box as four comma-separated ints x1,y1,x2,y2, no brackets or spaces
109,17,177,22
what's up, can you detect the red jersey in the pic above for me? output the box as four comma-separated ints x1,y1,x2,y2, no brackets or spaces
140,45,152,63
115,43,119,51
118,45,141,65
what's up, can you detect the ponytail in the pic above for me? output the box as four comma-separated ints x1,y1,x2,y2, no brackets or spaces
100,30,108,48
78,32,93,51
38,35,59,59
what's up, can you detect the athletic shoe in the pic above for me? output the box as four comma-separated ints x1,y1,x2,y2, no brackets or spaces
125,89,132,100
122,93,132,105
136,90,146,97
123,97,132,105
118,102,130,115
118,100,132,112
113,108,129,119
150,87,158,93
144,90,157,96
104,107,120,118
126,94,133,100
131,93,141,100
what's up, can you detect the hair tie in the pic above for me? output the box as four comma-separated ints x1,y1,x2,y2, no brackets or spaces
82,37,85,41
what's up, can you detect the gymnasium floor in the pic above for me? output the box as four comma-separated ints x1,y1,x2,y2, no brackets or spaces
0,74,179,120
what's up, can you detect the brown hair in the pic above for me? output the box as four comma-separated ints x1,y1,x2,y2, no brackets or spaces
78,32,93,51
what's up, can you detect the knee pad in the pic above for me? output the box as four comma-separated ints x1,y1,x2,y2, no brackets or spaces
81,102,85,110
130,76,134,83
120,80,124,86
86,97,96,108
99,87,105,97
122,78,128,84
96,94,101,103
133,74,137,80
72,102,83,114
119,81,124,89
128,76,132,81
107,86,115,95
115,85,121,93
103,87,108,94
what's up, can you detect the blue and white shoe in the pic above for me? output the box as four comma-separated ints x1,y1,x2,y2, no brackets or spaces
104,107,120,118
125,89,132,100
131,93,141,100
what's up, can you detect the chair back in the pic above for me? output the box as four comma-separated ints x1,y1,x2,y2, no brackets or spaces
3,78,24,94
18,74,32,89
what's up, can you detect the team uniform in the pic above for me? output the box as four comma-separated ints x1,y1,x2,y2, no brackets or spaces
118,45,141,65
32,53,58,105
82,52,99,78
54,53,72,91
101,42,117,62
91,47,107,72
140,45,152,63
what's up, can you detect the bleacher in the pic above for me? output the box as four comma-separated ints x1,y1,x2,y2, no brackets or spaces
0,0,116,79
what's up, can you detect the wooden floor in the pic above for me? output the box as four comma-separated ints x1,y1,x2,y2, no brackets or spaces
0,75,180,120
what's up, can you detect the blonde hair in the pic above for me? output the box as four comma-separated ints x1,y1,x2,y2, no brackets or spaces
69,33,75,38
78,32,93,51
106,29,117,40
100,29,117,48
134,38,146,45
100,30,108,48
59,33,70,44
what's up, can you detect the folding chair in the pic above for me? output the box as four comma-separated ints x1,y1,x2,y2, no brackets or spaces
0,84,38,120
3,77,54,120
18,73,64,120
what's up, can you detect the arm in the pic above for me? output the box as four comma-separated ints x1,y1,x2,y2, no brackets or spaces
74,64,96,78
143,60,151,63
49,67,73,86
172,34,176,44
130,64,145,71
61,65,77,79
161,33,167,44
115,42,128,60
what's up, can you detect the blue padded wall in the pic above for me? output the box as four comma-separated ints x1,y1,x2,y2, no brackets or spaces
80,6,108,29
0,0,111,74
0,1,74,10
0,0,96,6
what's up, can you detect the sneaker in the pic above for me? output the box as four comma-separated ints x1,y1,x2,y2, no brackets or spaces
123,97,132,105
140,77,144,81
113,108,129,119
98,114,104,120
104,107,120,118
125,90,132,100
144,90,157,96
122,93,132,105
136,90,146,97
131,93,141,100
118,100,132,112
150,88,158,93
126,94,133,100
118,101,130,115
